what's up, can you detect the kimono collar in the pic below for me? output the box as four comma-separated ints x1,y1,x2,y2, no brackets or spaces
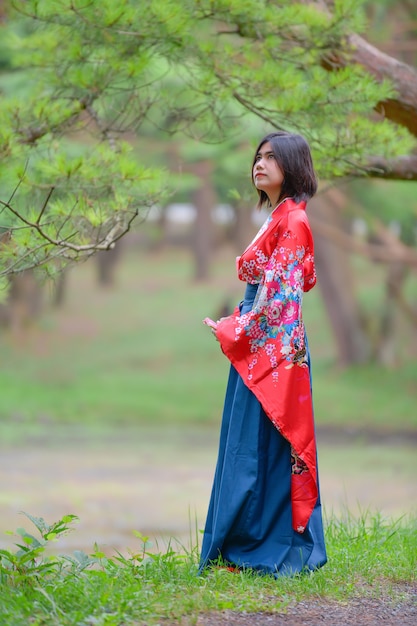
272,197,307,216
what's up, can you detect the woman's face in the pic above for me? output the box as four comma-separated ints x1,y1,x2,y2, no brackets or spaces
253,141,284,206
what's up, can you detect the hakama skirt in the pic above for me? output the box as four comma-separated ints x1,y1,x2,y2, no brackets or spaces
199,283,327,576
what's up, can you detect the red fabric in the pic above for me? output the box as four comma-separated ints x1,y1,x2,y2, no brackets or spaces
216,198,318,533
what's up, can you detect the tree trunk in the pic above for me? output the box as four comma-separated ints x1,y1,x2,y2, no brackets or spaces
308,190,371,366
52,269,68,307
189,160,215,281
233,202,255,253
0,270,43,334
375,262,408,367
96,240,123,287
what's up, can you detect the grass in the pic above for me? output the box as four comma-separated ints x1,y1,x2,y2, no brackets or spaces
0,245,416,433
0,511,415,626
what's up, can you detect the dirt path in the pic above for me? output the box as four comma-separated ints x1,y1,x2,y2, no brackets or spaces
192,590,417,626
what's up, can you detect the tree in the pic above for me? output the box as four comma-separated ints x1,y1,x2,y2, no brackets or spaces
0,1,414,272
0,0,416,363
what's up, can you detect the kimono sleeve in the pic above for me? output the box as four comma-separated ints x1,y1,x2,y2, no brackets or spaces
216,219,314,367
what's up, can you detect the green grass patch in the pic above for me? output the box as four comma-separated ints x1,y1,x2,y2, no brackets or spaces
0,247,415,432
0,511,415,625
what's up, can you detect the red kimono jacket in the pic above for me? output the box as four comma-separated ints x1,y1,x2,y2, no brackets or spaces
216,197,318,533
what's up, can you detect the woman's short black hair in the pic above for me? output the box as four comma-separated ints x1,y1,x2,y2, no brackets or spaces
252,131,318,209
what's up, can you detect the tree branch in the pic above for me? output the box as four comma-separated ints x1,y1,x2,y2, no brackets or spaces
347,33,417,138
320,27,417,138
366,154,417,180
310,0,417,134
0,192,137,255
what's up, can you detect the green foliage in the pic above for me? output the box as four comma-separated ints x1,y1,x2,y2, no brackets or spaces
0,133,167,276
0,513,79,585
0,511,415,624
0,0,415,278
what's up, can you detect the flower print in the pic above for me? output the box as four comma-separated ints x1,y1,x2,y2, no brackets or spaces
296,246,306,261
293,268,303,284
255,249,269,264
233,214,315,390
281,332,291,346
267,301,282,321
286,262,298,277
265,343,276,356
282,302,297,325
246,318,265,339
268,326,279,339
239,257,265,283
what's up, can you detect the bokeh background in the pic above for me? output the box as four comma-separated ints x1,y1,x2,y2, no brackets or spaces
0,214,415,554
0,0,416,554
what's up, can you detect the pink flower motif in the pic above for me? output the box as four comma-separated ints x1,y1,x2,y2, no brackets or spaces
268,301,282,321
282,302,298,324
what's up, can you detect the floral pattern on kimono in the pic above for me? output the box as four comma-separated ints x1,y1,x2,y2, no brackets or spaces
216,197,318,533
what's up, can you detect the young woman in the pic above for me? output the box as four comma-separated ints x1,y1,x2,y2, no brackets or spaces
200,132,327,576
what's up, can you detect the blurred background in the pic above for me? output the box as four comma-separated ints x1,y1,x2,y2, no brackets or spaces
0,0,416,554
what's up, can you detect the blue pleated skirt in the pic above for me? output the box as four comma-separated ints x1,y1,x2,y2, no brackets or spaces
199,283,327,576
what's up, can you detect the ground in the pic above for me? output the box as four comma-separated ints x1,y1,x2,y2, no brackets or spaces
0,425,415,554
0,426,415,625
193,590,417,625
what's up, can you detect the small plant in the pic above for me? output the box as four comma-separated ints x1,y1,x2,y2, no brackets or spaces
0,512,79,585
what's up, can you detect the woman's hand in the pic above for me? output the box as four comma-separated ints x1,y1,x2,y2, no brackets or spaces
203,317,219,341
203,317,228,341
